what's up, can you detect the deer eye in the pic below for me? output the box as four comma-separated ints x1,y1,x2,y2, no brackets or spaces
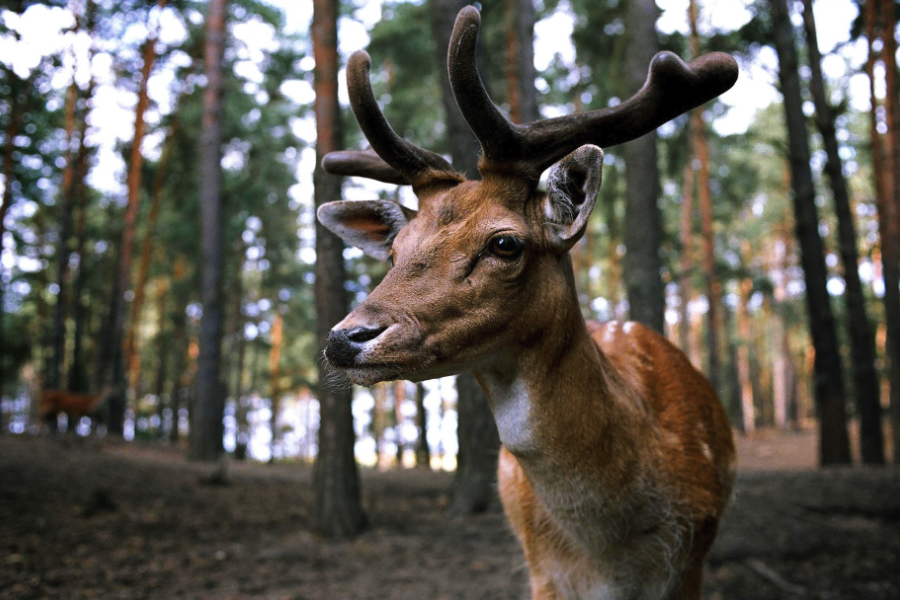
488,235,524,259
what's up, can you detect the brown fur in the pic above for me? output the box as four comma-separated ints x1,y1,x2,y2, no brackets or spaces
40,389,106,423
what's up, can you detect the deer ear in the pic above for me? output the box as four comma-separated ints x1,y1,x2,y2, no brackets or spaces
543,145,604,253
317,200,416,261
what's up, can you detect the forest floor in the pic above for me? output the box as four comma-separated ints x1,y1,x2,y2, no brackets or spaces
1,430,898,600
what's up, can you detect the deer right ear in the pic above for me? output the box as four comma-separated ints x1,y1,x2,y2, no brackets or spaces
544,145,604,253
317,200,416,261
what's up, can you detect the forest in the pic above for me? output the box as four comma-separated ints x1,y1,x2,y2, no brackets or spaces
1,0,899,598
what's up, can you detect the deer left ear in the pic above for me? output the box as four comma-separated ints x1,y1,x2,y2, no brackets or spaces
317,200,416,261
543,145,604,253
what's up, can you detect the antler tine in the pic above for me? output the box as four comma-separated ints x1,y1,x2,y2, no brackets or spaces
327,51,461,189
448,7,739,179
322,148,410,186
447,7,525,166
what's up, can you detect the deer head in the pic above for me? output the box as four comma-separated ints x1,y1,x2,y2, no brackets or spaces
317,7,737,386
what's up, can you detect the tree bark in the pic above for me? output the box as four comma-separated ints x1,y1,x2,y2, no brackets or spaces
431,0,502,515
311,0,365,538
623,0,664,333
449,373,500,515
803,0,884,464
876,0,900,464
168,260,189,442
394,380,406,467
269,313,283,459
678,161,694,356
770,0,851,465
0,62,25,404
688,0,723,396
737,276,755,433
48,74,81,392
415,383,430,468
189,0,226,461
153,279,168,435
105,0,166,435
503,0,537,124
125,113,180,396
68,70,96,395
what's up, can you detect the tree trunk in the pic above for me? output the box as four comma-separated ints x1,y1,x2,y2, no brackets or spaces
503,0,537,124
153,279,168,436
311,0,365,538
449,373,500,515
190,0,226,461
770,0,851,465
48,74,80,392
269,313,283,459
802,0,884,463
623,0,664,333
373,383,387,469
876,0,900,464
737,276,755,433
415,383,430,468
431,0,501,515
68,71,96,395
105,0,166,435
771,235,792,429
125,113,180,396
688,0,723,395
678,160,695,356
0,62,25,404
394,380,406,468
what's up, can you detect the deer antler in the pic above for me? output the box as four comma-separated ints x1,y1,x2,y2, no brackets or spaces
322,52,463,190
448,6,739,179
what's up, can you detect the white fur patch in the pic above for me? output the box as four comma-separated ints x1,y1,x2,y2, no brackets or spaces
491,378,535,454
623,321,635,334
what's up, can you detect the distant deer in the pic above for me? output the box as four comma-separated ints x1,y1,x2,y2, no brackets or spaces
40,388,109,431
317,7,737,599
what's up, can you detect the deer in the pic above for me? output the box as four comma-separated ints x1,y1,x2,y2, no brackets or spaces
316,7,738,600
40,388,109,431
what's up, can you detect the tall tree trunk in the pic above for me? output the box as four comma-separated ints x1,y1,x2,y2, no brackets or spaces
153,278,168,435
68,73,96,395
770,0,851,465
876,0,900,464
0,64,25,404
737,276,755,433
106,0,166,435
503,0,537,124
688,0,723,395
48,73,81,392
450,373,500,515
867,0,900,461
190,0,226,460
168,261,188,442
268,313,283,459
373,383,386,469
679,161,695,356
623,0,664,333
394,380,406,468
312,0,365,538
803,0,884,464
125,114,179,396
415,383,430,468
431,0,501,515
771,235,792,429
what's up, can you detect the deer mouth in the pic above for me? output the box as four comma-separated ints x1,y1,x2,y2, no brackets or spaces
325,322,427,385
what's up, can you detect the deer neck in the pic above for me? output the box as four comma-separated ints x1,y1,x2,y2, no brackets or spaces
472,268,642,464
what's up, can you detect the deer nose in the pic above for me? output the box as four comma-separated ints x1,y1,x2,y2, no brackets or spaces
325,325,389,367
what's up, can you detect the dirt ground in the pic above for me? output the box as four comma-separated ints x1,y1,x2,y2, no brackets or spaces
1,431,898,600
